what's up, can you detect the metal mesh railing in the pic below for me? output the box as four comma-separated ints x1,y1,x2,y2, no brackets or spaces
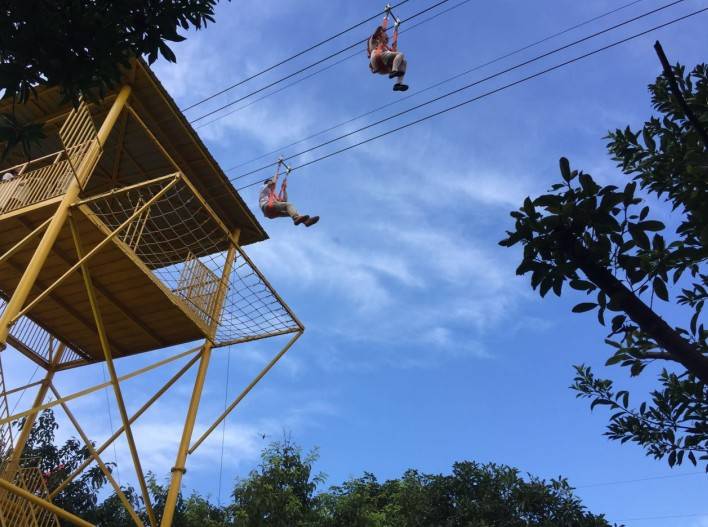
0,296,89,369
81,175,303,345
0,464,60,527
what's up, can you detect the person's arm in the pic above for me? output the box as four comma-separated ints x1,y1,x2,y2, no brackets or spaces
391,20,399,51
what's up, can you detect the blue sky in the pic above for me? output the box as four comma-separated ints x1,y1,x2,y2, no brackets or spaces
3,0,708,525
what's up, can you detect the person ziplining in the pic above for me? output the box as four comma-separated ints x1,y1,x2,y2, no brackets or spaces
368,4,409,92
259,159,319,227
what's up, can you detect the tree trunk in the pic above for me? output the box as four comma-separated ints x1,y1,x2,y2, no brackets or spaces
561,234,708,384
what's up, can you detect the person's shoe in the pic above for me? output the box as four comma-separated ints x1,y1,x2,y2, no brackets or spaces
388,70,404,79
293,215,309,226
393,83,409,92
304,216,320,227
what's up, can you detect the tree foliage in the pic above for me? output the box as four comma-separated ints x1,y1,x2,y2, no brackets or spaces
315,464,610,527
16,410,113,524
500,62,708,469
0,0,227,160
0,0,224,105
10,416,611,526
230,436,325,526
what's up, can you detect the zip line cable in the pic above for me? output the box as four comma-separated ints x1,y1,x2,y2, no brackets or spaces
194,0,475,132
181,0,414,112
233,6,708,191
189,0,453,124
616,512,708,522
575,470,705,489
227,0,690,184
219,0,649,170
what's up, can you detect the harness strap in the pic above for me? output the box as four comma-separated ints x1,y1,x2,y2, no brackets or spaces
265,160,290,216
266,163,280,209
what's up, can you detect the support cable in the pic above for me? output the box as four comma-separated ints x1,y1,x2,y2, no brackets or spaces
181,0,414,112
217,345,232,506
230,7,708,190
101,364,121,485
10,364,40,414
189,0,453,124
219,0,648,170
229,0,691,184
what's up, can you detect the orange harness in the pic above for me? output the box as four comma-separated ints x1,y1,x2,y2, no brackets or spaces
368,13,399,74
263,162,289,219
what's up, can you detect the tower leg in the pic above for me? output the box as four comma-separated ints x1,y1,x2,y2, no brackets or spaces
0,84,132,349
161,234,239,527
159,342,214,527
3,345,65,480
69,214,156,527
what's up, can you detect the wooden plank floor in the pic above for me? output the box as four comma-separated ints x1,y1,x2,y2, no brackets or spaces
0,202,210,365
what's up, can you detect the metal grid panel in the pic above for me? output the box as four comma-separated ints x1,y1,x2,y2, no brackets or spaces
0,465,60,527
82,176,303,344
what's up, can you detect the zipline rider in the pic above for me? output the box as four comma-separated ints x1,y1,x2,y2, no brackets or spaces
368,4,409,92
259,160,319,227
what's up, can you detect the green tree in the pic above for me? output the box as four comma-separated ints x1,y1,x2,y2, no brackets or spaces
10,417,612,526
15,410,112,525
0,0,227,160
140,472,234,527
500,62,708,469
315,463,610,527
230,436,325,527
0,0,224,105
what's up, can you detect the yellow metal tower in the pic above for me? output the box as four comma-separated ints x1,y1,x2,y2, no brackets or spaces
0,60,303,526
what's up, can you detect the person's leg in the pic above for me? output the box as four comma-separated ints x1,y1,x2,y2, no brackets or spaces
392,53,406,82
385,52,407,91
272,201,309,225
379,51,395,75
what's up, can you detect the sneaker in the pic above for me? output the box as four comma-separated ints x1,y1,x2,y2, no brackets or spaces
293,215,309,226
304,216,320,227
388,70,404,79
393,83,409,92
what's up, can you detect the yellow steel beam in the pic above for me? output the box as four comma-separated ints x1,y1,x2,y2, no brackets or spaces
50,384,144,527
48,349,202,500
14,215,168,349
0,217,51,267
0,379,44,398
125,105,182,173
213,327,302,348
160,344,212,527
3,345,65,481
160,234,239,527
0,85,132,349
189,331,303,455
0,346,200,428
69,214,157,527
75,173,179,206
0,477,94,527
111,112,128,185
3,257,130,357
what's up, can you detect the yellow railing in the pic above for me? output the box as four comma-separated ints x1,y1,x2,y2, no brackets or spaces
173,253,221,325
0,464,60,527
0,297,87,369
0,100,99,217
0,152,75,216
0,355,12,461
